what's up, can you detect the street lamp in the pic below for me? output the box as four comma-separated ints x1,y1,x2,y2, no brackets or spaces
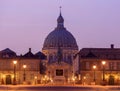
72,77,75,86
102,61,106,81
93,65,96,83
34,76,37,85
13,60,17,85
23,65,27,82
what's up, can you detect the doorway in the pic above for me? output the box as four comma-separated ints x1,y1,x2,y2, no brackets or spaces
108,75,114,85
6,75,12,84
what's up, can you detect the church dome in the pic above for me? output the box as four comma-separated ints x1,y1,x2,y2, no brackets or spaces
43,12,78,50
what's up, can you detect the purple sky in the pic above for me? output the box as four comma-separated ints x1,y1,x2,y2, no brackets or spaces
0,0,120,55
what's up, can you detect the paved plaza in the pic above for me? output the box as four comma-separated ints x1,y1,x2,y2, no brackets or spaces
0,85,120,91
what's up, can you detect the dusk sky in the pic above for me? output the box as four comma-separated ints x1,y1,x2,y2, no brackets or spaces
0,0,120,55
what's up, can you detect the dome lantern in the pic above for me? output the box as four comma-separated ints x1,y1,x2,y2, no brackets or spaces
57,6,64,28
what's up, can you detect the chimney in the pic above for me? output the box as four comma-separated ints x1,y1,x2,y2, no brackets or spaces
111,44,114,49
29,48,31,52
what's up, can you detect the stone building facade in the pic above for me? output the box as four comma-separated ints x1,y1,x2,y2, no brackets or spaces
74,44,120,85
0,48,46,85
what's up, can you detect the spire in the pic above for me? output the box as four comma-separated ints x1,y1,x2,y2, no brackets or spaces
60,6,62,16
57,6,64,28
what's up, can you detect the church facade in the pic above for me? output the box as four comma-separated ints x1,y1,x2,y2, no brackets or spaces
42,11,78,84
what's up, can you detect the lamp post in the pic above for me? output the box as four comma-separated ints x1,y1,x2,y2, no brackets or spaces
72,77,75,86
23,65,27,82
34,76,37,85
13,60,17,85
83,76,86,85
93,65,96,83
102,61,106,81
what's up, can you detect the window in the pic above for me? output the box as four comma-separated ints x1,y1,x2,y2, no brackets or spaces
49,55,53,62
30,74,34,80
86,62,90,70
109,62,114,70
117,62,120,70
67,55,72,63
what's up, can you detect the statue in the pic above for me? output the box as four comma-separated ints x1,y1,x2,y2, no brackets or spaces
57,45,63,64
